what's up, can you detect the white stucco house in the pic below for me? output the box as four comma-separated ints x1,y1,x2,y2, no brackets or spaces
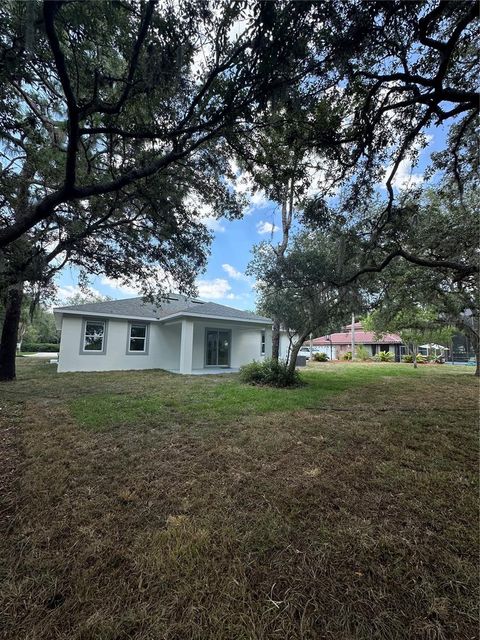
53,295,273,374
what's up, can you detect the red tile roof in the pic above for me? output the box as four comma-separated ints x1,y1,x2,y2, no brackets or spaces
312,323,402,346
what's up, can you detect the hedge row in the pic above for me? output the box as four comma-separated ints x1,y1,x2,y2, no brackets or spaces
20,342,60,353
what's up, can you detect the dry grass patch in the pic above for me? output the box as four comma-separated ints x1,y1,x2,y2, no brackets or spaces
0,359,478,639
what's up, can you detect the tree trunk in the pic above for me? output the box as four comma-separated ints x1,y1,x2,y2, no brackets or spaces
272,319,280,361
271,178,295,363
0,283,24,381
350,312,355,360
286,332,309,378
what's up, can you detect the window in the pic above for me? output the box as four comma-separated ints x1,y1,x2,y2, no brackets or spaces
83,320,105,352
260,329,266,355
128,323,148,353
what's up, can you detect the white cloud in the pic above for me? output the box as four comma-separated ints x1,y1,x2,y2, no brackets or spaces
222,263,248,281
185,193,226,233
196,278,237,300
201,216,225,232
101,276,139,296
101,266,179,297
55,285,102,304
382,134,433,190
256,221,280,235
388,161,424,189
227,159,269,213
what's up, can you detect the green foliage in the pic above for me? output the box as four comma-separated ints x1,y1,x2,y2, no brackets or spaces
375,351,393,362
356,345,370,361
402,353,438,365
64,291,112,306
342,351,352,361
362,184,478,368
20,342,59,353
312,352,328,362
250,231,363,348
239,358,301,388
22,309,59,344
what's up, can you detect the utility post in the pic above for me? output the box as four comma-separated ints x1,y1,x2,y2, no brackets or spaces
351,313,355,361
309,332,313,360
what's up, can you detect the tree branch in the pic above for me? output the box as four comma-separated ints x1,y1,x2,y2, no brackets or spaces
81,0,156,116
0,127,221,248
43,0,79,188
337,248,479,288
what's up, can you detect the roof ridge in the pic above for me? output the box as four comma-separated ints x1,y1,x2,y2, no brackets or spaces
196,299,258,314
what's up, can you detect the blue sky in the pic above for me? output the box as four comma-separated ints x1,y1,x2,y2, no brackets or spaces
56,125,446,311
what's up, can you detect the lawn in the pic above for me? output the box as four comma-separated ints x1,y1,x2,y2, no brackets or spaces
1,359,478,640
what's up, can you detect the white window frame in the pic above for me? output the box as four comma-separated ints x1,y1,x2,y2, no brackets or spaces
260,329,266,356
81,319,107,354
126,322,149,355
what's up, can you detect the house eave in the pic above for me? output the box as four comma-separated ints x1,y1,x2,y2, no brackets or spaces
54,308,272,326
54,309,158,322
158,311,272,325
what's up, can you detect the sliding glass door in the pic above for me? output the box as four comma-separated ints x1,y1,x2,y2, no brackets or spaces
205,329,231,367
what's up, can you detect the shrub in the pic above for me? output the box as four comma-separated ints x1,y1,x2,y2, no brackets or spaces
312,352,328,362
342,351,352,360
356,345,370,361
402,354,414,363
378,350,393,362
20,342,59,353
239,358,300,387
416,353,426,363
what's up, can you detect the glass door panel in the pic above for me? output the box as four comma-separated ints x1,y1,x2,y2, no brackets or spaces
217,331,230,366
206,330,218,366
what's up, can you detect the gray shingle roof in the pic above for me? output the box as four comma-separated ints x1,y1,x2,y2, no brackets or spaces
55,295,272,324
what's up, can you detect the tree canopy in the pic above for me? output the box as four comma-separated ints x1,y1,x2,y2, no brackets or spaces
249,229,365,373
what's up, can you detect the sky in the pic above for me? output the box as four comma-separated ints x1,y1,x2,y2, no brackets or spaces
55,124,446,312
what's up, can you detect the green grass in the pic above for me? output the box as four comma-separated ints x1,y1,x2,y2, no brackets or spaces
67,363,438,430
1,359,478,639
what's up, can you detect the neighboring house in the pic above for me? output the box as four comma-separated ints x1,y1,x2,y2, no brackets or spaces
53,295,272,374
311,322,404,361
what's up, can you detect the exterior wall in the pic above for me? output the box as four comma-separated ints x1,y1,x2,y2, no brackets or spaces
278,332,291,361
313,345,331,357
57,314,271,373
57,315,181,372
335,344,349,359
190,320,272,370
